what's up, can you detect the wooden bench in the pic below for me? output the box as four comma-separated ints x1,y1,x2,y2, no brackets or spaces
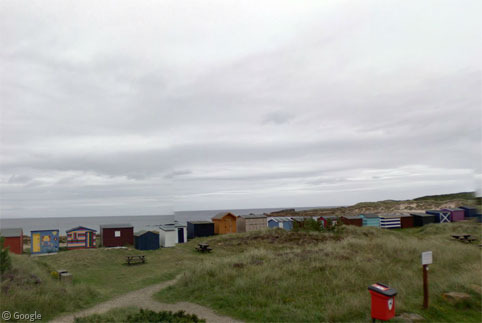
195,243,212,253
126,255,146,265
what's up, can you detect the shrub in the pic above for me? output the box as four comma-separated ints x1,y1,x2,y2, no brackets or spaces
74,309,206,323
0,236,12,275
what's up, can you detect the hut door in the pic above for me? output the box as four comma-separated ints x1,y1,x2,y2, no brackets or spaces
86,232,93,247
177,228,184,243
32,233,40,253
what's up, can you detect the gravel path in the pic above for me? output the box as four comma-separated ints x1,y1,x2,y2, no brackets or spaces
50,275,242,323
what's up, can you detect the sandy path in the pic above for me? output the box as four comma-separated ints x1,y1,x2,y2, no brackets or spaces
50,275,242,323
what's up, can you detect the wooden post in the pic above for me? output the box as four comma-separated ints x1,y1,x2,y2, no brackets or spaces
423,264,429,309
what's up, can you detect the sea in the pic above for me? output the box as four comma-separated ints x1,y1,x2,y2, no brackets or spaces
0,206,334,235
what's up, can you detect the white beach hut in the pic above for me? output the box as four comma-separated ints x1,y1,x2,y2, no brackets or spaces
159,221,187,247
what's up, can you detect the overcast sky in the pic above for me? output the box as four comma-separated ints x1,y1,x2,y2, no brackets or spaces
1,0,481,218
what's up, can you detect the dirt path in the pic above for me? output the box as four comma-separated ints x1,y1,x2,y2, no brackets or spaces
50,275,242,323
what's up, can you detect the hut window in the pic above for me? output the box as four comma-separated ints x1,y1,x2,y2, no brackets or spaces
115,230,121,237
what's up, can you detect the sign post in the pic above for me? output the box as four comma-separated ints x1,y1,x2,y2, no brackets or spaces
421,251,432,309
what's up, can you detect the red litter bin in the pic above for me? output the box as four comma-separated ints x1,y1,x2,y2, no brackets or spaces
368,283,397,321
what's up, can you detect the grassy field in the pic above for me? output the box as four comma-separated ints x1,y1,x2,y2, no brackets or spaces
1,221,481,322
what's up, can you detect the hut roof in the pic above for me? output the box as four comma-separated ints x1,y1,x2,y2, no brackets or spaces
100,224,133,229
239,214,266,219
66,226,97,233
459,206,477,210
31,229,59,233
268,217,292,222
441,208,463,211
0,228,22,237
188,221,213,224
343,215,362,219
134,230,158,236
361,214,378,218
410,213,432,217
212,212,236,219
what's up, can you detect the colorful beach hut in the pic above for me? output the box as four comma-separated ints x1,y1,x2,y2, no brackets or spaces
399,214,414,228
425,210,450,223
268,217,293,230
134,230,160,250
212,212,237,234
100,224,134,247
237,214,267,233
441,208,465,222
360,214,380,227
187,221,214,239
66,226,97,249
0,228,23,254
459,206,477,218
341,215,362,227
30,229,59,255
318,215,338,228
410,213,435,227
379,215,401,229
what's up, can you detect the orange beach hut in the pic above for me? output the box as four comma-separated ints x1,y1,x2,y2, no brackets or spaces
212,212,237,234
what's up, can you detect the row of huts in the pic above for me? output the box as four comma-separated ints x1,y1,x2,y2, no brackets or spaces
1,207,479,255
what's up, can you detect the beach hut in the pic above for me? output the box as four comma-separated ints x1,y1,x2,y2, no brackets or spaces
379,215,401,229
187,221,214,239
66,226,97,249
159,222,187,247
30,229,59,255
0,228,23,254
237,214,267,233
399,214,414,228
212,212,237,234
441,208,465,222
360,214,380,227
341,215,362,227
318,215,338,228
134,231,160,250
459,206,477,218
410,213,435,227
100,224,134,247
425,210,451,223
267,217,293,230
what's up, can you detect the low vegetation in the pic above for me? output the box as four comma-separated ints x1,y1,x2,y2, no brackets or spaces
74,308,206,323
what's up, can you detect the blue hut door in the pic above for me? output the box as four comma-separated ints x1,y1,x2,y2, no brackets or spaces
178,228,184,243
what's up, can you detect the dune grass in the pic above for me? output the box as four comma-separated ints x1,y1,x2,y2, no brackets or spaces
156,223,482,322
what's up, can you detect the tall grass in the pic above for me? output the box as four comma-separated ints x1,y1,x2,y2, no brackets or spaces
157,224,482,322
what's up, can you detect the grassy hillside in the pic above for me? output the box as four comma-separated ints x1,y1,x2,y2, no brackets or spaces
413,192,475,202
155,223,481,322
1,221,481,322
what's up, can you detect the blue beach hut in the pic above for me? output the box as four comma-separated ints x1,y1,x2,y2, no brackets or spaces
425,210,450,223
134,230,160,250
360,214,380,227
30,229,60,255
459,206,477,218
267,217,293,230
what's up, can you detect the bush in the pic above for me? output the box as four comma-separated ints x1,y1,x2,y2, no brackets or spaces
0,236,12,275
74,309,206,323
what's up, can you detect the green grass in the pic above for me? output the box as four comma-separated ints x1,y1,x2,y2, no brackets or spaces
155,224,482,322
1,222,481,322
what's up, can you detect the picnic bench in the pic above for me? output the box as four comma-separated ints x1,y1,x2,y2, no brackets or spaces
195,243,212,253
451,234,477,243
126,255,146,265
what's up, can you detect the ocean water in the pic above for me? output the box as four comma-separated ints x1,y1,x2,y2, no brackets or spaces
0,206,331,235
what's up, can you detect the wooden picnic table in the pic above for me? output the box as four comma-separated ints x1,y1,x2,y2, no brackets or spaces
126,255,146,265
451,234,477,243
196,243,212,253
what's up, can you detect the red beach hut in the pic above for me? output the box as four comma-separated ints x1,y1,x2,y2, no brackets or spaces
0,228,23,254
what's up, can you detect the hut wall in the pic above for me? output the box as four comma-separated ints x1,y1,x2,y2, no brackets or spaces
400,215,414,228
459,206,477,218
4,235,23,254
101,227,133,247
243,217,267,232
135,231,159,250
441,208,465,222
341,217,362,226
31,230,59,254
379,216,401,229
187,222,214,239
212,215,237,234
159,230,177,247
268,219,280,229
